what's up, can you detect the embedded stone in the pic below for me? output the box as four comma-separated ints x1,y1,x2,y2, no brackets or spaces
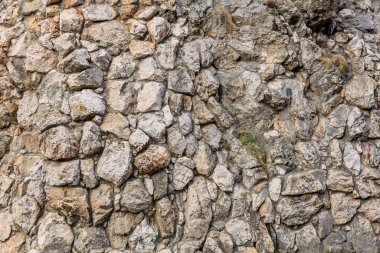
83,4,117,21
134,145,170,174
282,170,326,195
67,67,103,91
45,160,80,186
69,89,106,121
120,178,152,213
42,126,79,160
136,82,165,113
147,17,170,43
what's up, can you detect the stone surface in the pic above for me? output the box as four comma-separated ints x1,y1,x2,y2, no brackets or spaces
100,113,131,140
136,82,165,113
12,196,40,234
80,121,103,156
134,145,170,174
97,141,133,186
330,192,360,225
168,68,194,95
90,184,113,225
83,4,117,21
67,67,103,91
108,53,135,79
42,126,79,160
45,160,80,186
120,178,152,213
69,89,106,121
137,113,166,141
147,17,170,43
211,165,234,192
344,75,376,109
74,227,109,253
282,170,326,195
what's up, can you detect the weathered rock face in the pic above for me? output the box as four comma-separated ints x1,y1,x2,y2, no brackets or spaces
2,0,380,252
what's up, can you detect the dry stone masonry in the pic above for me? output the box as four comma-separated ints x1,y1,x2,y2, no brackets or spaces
1,0,380,252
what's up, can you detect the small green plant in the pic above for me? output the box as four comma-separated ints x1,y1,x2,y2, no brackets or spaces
239,132,267,167
321,53,349,76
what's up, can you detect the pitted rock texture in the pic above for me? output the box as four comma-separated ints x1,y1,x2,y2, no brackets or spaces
1,0,380,253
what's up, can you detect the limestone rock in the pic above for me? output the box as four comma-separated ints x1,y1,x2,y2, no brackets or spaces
343,142,361,176
80,159,98,189
155,197,177,238
90,184,113,225
167,128,187,156
193,141,217,176
225,219,252,246
369,109,380,138
60,8,83,33
202,124,222,150
67,67,103,91
276,195,323,226
344,75,376,109
45,160,80,186
128,218,158,252
173,158,194,190
282,170,326,195
97,141,132,186
347,215,379,253
108,53,135,79
0,209,12,242
126,19,147,38
137,57,166,81
58,49,91,73
129,129,150,152
211,165,234,192
12,196,40,234
330,192,360,225
137,113,166,141
120,178,152,213
359,198,380,222
129,40,155,59
74,227,109,253
295,224,322,253
156,38,179,70
134,145,170,174
136,82,165,113
327,170,354,192
106,80,135,114
195,69,219,100
168,67,194,95
25,42,57,73
80,121,103,156
69,89,106,121
37,212,74,253
147,17,170,43
100,113,131,140
42,126,79,160
83,4,117,21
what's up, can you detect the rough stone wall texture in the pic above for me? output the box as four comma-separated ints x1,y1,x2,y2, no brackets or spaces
0,0,380,252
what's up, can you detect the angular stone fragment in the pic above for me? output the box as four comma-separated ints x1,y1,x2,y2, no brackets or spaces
90,184,113,225
37,212,74,253
316,211,333,239
74,227,109,253
173,159,194,191
58,49,91,73
108,53,135,79
147,17,170,43
155,197,177,238
53,33,76,57
134,145,170,174
0,209,12,242
180,41,200,72
295,224,322,253
137,57,165,81
83,4,117,21
120,178,152,213
343,142,361,175
167,128,187,155
347,107,369,140
137,113,166,141
211,165,234,192
194,141,217,176
369,109,380,138
193,96,214,124
97,141,132,186
276,194,323,226
347,215,378,253
168,67,194,95
356,167,380,198
359,198,380,222
129,129,149,152
80,121,103,156
156,38,179,70
128,218,158,252
45,160,80,186
12,196,40,234
17,91,38,127
126,18,147,37
106,80,135,114
195,69,219,100
42,126,79,160
60,8,83,33
91,49,112,71
69,89,106,121
282,170,326,195
82,20,129,50
136,82,165,113
45,186,90,224
80,159,98,189
181,177,212,251
100,113,130,140
129,40,155,59
25,42,57,73
202,124,222,150
67,67,103,91
327,170,353,192
344,75,376,109
326,104,350,140
225,219,252,246
330,192,360,225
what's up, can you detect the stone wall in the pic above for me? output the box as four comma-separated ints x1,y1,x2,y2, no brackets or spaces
0,0,380,252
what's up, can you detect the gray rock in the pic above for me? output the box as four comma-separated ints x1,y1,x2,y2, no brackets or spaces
25,42,57,73
156,38,179,70
137,57,165,82
106,80,135,114
58,49,91,73
347,107,369,140
225,219,252,246
69,89,106,121
147,17,170,43
74,227,109,253
53,33,76,57
343,142,361,176
80,159,98,189
90,49,112,71
151,170,168,200
344,75,376,109
179,41,200,72
322,231,353,253
359,198,380,222
37,212,74,253
90,184,113,225
282,170,326,195
134,145,170,174
316,211,333,239
108,53,135,79
276,194,323,226
168,67,194,95
347,215,378,253
294,142,320,169
42,126,79,160
80,121,103,157
154,197,177,238
194,141,217,176
178,112,193,136
12,196,40,234
45,160,80,186
330,192,360,225
126,19,147,38
82,20,129,50
136,82,165,113
97,141,132,186
128,218,158,252
120,178,152,213
173,159,194,190
137,113,166,141
167,128,187,156
295,224,322,253
369,109,380,138
326,104,350,140
129,129,150,152
356,167,380,198
211,165,234,192
83,4,117,21
17,91,38,127
67,67,103,91
275,226,295,252
202,124,222,150
59,8,83,33
0,209,12,242
195,69,219,100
